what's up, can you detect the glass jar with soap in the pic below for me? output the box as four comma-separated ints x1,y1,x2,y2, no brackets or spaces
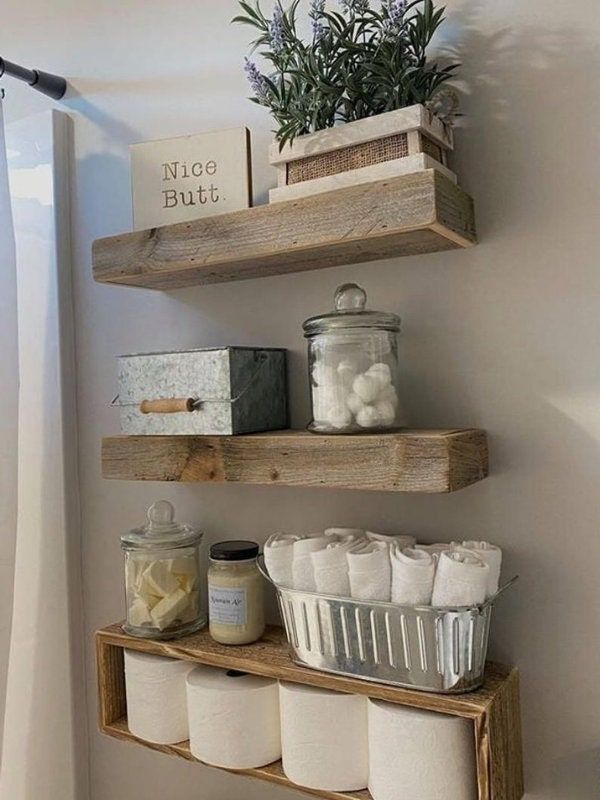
303,283,403,434
208,541,265,645
120,500,206,640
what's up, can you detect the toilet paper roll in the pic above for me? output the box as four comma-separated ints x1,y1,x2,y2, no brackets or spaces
186,666,281,769
368,699,477,800
124,650,193,744
280,682,369,791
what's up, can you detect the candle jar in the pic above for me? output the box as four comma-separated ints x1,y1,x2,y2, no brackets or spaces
121,500,206,640
303,284,403,434
208,541,265,645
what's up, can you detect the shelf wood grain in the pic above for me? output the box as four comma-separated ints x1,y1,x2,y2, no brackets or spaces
92,170,476,290
103,717,370,800
96,624,523,800
101,428,488,493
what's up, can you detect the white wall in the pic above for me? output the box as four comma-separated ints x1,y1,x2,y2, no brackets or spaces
3,1,600,798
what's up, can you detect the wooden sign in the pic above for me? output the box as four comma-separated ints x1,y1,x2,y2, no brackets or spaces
130,127,252,230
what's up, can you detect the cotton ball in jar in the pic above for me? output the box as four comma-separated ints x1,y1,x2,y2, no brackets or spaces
374,399,396,427
352,374,381,403
312,386,335,421
366,362,392,390
346,392,364,416
312,363,336,387
337,359,357,388
326,402,353,430
356,405,381,429
378,383,399,409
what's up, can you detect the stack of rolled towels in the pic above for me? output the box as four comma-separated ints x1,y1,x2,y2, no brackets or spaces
265,529,502,607
125,651,477,800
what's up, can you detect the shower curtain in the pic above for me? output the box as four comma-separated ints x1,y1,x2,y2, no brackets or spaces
0,106,87,799
0,98,19,763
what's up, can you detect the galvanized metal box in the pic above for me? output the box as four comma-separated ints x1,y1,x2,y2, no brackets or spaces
117,347,288,436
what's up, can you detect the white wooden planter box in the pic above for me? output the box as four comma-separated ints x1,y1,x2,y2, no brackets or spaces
269,104,456,203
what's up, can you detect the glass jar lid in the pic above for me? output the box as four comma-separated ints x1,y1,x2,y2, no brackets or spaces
302,283,401,337
210,540,259,561
120,500,203,550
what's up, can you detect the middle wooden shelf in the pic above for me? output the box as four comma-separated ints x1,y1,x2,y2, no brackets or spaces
101,428,488,493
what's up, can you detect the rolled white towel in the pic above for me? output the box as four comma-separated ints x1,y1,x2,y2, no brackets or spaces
415,542,452,552
311,539,356,597
347,541,391,602
458,541,502,597
264,532,301,587
390,545,436,606
431,550,490,607
366,531,417,549
324,527,365,542
292,536,329,591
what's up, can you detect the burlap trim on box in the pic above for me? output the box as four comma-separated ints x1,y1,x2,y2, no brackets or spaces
286,132,409,185
420,134,443,163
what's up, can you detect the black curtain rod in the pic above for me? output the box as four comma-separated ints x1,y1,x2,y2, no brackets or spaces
0,57,66,100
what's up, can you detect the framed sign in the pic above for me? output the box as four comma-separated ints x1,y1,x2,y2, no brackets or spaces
130,127,252,230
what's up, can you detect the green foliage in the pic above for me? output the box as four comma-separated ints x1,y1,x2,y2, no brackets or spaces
234,0,459,148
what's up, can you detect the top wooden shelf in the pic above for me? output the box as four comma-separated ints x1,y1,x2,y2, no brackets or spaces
92,170,476,290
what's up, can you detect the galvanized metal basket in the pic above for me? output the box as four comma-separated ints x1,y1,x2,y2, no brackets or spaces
259,558,516,694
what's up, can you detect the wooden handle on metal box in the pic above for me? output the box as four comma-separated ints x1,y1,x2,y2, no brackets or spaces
139,398,195,414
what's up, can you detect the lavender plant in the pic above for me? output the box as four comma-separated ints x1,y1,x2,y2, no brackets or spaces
233,0,459,148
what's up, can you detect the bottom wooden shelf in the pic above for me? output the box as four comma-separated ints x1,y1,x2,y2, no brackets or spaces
96,624,523,800
104,716,369,800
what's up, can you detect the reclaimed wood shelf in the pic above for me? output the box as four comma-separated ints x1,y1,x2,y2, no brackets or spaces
101,428,488,493
92,170,476,290
96,624,523,800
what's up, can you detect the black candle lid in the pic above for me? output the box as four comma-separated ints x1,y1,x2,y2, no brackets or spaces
210,540,259,561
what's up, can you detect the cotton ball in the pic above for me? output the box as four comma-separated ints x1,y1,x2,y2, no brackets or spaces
378,383,399,409
356,405,381,429
374,399,396,426
352,374,381,403
312,363,336,387
337,359,357,388
366,362,392,390
326,402,352,430
346,392,364,416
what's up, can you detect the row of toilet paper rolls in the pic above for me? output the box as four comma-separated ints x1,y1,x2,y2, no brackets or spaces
125,649,476,800
264,528,503,606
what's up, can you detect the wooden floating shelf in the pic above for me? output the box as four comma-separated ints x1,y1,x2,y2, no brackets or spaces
101,428,489,493
92,170,476,290
96,624,523,800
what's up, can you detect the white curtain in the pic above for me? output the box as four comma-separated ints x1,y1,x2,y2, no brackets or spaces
0,108,87,799
0,99,19,762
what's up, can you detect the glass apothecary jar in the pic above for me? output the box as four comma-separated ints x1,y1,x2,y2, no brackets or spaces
303,283,402,434
208,541,265,645
120,500,206,640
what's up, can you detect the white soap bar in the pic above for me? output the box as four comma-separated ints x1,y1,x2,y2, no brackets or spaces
128,597,153,627
140,560,179,598
150,587,189,630
169,556,197,576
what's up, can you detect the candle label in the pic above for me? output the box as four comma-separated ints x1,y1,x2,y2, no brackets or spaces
209,585,247,626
